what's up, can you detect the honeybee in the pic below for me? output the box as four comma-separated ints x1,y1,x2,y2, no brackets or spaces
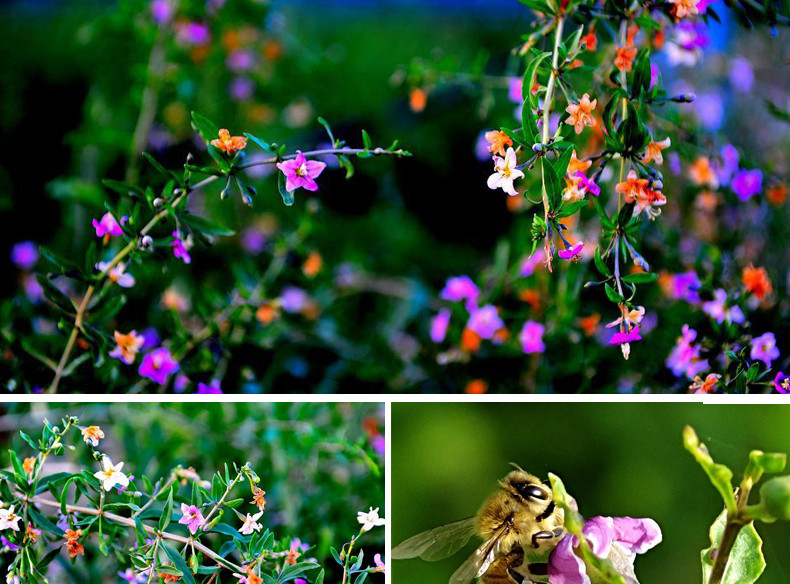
392,467,566,584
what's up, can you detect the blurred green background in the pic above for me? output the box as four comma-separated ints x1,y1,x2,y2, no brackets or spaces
0,402,384,582
392,403,790,584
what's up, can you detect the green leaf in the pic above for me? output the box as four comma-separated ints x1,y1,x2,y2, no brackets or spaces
244,133,277,155
701,509,766,584
278,171,295,206
594,247,612,278
523,51,552,112
209,522,245,541
223,498,245,509
159,486,173,532
621,272,657,284
142,152,173,179
604,283,624,303
101,179,144,198
361,129,372,149
317,117,336,144
277,562,321,584
163,543,197,584
180,213,235,237
191,112,221,144
630,48,651,99
19,431,41,453
541,158,562,211
552,146,574,182
683,426,738,515
28,507,65,536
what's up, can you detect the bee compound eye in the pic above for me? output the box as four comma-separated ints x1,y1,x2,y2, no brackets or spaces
517,483,548,500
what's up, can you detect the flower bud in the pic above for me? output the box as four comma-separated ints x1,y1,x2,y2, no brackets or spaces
532,143,544,152
220,185,231,200
140,235,153,249
186,153,194,163
759,476,790,521
671,93,696,103
153,198,164,208
652,180,663,190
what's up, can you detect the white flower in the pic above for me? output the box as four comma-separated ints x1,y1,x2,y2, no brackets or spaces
239,511,263,535
487,147,525,196
93,457,130,491
356,507,385,532
6,571,21,584
97,261,135,288
0,506,21,532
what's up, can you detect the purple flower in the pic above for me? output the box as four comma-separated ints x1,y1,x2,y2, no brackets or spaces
713,144,739,187
440,275,480,311
174,374,190,393
609,327,642,345
466,305,503,340
119,568,147,583
508,77,523,103
774,372,789,394
92,212,125,238
229,77,255,102
520,250,545,277
23,273,43,303
702,289,745,325
241,227,267,254
519,320,545,354
276,151,327,192
548,516,661,584
750,332,780,367
141,328,160,350
475,130,493,161
558,242,584,261
694,91,724,132
1,535,20,551
150,0,173,24
138,348,179,385
575,172,600,196
227,50,256,72
370,434,385,457
666,325,709,379
729,57,754,92
11,241,39,270
670,271,701,303
280,286,309,313
176,22,210,45
171,231,192,264
430,308,451,343
196,379,223,394
178,503,206,535
731,169,763,201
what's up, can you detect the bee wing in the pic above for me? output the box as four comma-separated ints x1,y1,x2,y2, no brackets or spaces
392,517,478,561
449,521,511,584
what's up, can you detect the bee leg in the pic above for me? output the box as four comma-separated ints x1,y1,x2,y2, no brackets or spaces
526,563,548,576
530,530,556,548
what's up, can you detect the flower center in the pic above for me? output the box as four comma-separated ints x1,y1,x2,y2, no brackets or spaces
296,163,307,177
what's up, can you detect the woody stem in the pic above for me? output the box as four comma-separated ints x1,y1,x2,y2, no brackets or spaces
540,15,566,221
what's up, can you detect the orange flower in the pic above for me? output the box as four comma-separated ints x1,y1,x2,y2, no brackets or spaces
302,251,323,278
409,88,427,113
211,129,247,156
567,150,592,175
519,289,541,311
565,93,597,135
460,327,481,353
767,184,788,205
506,194,526,212
493,327,510,344
81,425,105,447
634,187,667,220
484,130,514,157
670,0,700,19
160,572,181,583
578,313,601,337
255,301,281,325
23,457,35,475
26,523,41,543
465,379,489,394
688,157,718,188
252,487,267,511
109,330,144,365
614,44,638,72
64,529,84,558
581,29,597,51
689,373,720,394
642,138,671,165
743,266,772,300
615,170,649,204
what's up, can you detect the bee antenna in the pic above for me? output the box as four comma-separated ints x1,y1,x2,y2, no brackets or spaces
509,462,525,472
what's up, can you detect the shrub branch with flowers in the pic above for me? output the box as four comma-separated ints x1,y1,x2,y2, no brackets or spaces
402,0,790,392
0,416,385,584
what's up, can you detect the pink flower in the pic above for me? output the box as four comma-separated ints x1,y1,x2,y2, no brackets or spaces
702,289,744,325
11,241,39,270
138,348,179,384
276,151,326,192
196,380,223,394
373,553,386,573
666,325,708,378
519,320,545,354
466,305,504,340
609,327,642,345
750,332,779,367
97,261,135,288
171,231,192,264
440,276,479,310
548,516,661,584
575,172,600,196
92,213,125,238
519,250,545,277
430,309,451,343
558,243,584,260
178,503,206,535
774,372,789,394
